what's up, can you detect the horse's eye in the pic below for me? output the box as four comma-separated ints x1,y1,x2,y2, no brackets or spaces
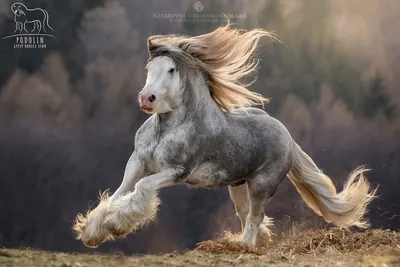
168,68,175,74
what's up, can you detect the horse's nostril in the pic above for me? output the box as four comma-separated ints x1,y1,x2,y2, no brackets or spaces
148,94,156,103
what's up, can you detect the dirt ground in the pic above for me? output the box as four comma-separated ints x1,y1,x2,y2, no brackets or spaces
1,229,399,267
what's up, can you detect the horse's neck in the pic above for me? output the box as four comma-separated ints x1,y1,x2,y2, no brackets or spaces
158,73,224,130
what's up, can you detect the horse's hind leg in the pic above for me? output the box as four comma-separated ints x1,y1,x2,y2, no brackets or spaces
241,180,268,245
31,22,37,33
41,20,46,33
229,182,274,244
241,171,285,246
228,183,249,231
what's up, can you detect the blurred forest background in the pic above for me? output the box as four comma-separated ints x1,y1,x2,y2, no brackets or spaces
0,0,399,254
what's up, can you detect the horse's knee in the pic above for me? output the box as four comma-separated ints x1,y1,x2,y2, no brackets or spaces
135,178,153,193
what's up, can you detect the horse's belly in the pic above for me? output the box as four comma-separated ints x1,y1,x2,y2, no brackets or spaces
185,163,229,188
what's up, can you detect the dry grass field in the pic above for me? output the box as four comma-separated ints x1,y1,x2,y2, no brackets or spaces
1,228,399,267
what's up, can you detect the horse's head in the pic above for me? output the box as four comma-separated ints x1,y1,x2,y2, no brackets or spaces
11,2,26,17
139,40,184,114
140,26,273,114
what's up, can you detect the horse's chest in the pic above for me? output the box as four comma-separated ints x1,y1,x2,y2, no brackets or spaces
136,132,190,173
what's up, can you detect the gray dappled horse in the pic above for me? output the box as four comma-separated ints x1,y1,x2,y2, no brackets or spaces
73,25,377,248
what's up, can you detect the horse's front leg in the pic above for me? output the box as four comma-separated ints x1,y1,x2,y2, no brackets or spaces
18,22,23,33
14,22,19,33
23,21,28,33
73,152,145,248
103,168,184,238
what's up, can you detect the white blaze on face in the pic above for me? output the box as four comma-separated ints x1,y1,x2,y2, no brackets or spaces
141,56,181,114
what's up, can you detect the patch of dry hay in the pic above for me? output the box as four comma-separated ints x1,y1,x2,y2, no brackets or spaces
278,228,400,255
195,232,268,255
195,228,400,256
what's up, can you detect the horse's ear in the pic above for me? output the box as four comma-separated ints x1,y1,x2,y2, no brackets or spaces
147,37,159,54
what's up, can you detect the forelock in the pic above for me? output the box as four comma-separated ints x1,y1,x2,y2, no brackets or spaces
149,45,202,69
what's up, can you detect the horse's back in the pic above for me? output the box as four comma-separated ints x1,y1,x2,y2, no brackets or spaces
27,9,46,21
226,107,290,142
225,107,293,166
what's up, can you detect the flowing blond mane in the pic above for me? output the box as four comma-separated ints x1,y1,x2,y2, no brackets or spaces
147,25,277,111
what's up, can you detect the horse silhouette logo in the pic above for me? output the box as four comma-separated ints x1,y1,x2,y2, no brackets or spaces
11,2,53,34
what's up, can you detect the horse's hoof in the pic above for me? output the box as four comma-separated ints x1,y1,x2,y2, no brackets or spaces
73,213,109,248
81,235,104,248
240,233,257,246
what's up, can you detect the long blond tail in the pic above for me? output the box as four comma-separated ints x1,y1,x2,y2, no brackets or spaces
288,142,377,228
